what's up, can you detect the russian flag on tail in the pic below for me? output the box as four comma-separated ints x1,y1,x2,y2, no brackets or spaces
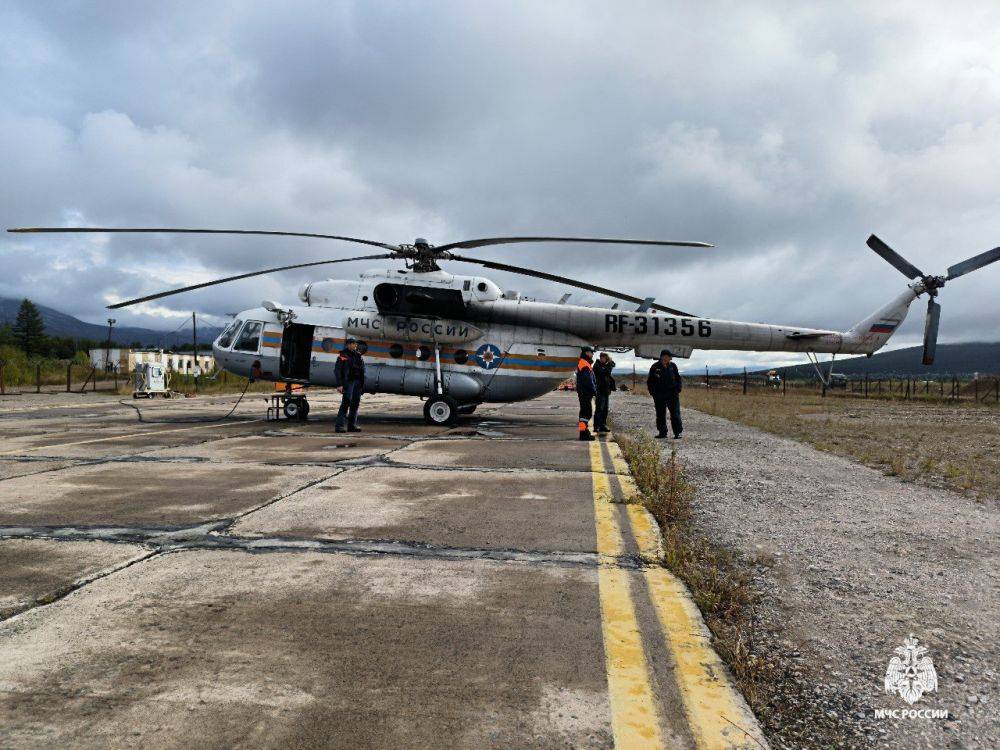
869,321,898,334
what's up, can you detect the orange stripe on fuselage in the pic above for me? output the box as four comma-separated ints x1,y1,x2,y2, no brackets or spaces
298,336,576,373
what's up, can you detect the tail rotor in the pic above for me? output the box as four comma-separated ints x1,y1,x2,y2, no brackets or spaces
866,234,1000,365
922,299,941,366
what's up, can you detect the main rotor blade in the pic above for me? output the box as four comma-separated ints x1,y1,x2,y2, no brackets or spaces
866,234,924,279
436,236,713,252
922,298,941,366
447,253,697,317
8,227,400,252
107,254,395,309
946,246,1000,280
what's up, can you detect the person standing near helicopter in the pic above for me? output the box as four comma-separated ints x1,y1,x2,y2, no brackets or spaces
575,346,597,441
647,349,683,439
592,351,616,433
335,338,365,433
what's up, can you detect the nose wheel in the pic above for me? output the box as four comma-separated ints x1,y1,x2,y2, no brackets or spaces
423,395,458,426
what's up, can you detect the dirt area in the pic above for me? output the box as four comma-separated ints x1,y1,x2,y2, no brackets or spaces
613,393,998,750
681,387,1000,504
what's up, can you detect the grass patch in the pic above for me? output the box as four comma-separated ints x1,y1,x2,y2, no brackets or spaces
683,387,999,505
616,429,870,748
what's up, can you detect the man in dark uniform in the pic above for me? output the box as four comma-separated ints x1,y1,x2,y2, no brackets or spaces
647,349,683,439
575,346,597,441
592,352,616,433
335,338,366,433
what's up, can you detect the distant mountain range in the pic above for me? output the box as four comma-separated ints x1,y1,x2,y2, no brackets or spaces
0,297,223,349
764,342,1000,377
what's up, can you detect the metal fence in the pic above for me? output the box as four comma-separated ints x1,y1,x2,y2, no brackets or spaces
0,361,123,396
681,370,1000,405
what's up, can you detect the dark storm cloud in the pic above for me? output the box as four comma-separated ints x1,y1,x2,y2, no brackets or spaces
1,1,998,364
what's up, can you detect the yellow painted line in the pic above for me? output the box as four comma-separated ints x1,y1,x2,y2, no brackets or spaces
607,434,768,748
0,418,262,457
626,505,663,564
602,440,658,561
605,440,641,502
589,441,664,749
645,568,768,749
605,440,632,475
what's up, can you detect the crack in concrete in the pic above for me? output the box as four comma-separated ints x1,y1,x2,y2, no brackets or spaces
376,455,625,475
216,469,347,532
0,547,162,625
0,524,646,570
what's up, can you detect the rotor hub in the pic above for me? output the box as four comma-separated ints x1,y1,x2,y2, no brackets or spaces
396,239,446,272
921,275,946,296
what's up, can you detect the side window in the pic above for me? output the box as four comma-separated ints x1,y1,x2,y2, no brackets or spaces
233,321,263,353
217,319,242,349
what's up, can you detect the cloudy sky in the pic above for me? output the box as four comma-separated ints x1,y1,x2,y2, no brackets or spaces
2,1,998,369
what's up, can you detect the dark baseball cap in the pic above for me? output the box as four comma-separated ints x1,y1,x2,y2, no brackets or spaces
660,349,673,357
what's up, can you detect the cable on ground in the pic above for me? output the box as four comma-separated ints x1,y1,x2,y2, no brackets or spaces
119,378,253,423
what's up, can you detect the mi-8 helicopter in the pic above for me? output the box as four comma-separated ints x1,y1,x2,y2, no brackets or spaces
9,226,999,425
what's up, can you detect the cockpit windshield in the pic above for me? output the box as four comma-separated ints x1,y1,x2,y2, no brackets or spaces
233,321,264,353
216,319,242,349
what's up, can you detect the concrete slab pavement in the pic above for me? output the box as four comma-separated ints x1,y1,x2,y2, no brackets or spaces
0,390,766,749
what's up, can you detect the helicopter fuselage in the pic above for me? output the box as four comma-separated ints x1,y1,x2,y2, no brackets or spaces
212,268,915,405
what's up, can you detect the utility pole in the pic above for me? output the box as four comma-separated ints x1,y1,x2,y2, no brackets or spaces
192,312,198,392
105,318,116,372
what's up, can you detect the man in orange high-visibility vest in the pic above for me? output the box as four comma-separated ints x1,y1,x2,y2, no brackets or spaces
575,347,597,441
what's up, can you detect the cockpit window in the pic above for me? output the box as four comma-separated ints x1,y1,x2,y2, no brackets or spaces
217,319,242,349
233,321,263,353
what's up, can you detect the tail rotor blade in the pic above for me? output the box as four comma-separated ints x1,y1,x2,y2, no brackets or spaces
867,234,924,279
922,298,941,366
946,246,1000,280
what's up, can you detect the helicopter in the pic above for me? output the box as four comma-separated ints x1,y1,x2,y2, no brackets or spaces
9,226,999,425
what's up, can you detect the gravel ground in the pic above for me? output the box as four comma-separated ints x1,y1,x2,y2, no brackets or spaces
614,394,998,750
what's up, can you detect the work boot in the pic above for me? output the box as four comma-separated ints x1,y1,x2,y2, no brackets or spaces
596,426,610,433
579,430,596,441
336,426,347,433
655,431,668,439
348,425,362,433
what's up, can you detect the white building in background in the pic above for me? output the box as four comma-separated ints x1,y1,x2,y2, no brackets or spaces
88,348,215,375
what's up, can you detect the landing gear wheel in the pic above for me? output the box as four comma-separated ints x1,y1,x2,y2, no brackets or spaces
283,399,301,419
424,395,459,426
299,400,310,420
457,404,477,415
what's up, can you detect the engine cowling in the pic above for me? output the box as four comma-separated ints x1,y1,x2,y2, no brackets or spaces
372,282,467,317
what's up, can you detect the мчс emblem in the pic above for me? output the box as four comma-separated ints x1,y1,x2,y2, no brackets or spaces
474,343,502,370
884,635,938,705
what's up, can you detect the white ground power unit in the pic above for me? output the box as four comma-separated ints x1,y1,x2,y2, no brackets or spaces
132,363,172,399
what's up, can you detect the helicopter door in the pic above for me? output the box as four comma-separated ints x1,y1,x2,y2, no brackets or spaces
279,324,315,381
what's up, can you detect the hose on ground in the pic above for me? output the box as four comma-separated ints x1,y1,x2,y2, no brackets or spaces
119,378,253,424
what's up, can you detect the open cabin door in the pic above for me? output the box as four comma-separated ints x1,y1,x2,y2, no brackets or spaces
279,324,315,381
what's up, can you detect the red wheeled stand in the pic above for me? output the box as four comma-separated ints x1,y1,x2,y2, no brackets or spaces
267,384,310,421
